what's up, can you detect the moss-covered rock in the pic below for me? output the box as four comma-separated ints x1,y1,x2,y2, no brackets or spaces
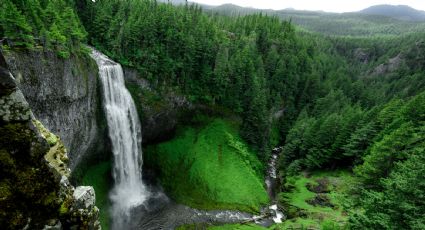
0,50,100,229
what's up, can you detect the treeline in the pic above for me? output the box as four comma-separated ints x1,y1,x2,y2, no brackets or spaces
0,0,86,57
76,0,317,156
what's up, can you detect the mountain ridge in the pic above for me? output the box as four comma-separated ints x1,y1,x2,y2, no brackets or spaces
191,2,425,22
194,3,425,36
359,4,425,21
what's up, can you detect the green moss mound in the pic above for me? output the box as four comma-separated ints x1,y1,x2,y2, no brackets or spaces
146,119,269,212
82,161,112,230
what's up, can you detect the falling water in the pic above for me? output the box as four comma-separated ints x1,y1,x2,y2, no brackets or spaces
90,49,149,229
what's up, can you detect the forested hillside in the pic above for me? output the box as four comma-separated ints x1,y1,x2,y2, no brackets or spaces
77,1,425,228
1,0,424,229
76,0,318,156
0,0,86,57
204,4,425,37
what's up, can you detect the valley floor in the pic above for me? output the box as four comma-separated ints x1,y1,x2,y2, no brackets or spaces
176,170,354,230
81,115,355,230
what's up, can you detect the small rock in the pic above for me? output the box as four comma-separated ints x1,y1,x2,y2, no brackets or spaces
73,186,96,210
43,219,62,230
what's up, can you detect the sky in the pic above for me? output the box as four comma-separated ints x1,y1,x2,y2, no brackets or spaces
190,0,425,13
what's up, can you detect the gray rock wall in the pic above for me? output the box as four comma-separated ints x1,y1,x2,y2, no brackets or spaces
0,49,100,229
123,67,193,144
4,51,108,169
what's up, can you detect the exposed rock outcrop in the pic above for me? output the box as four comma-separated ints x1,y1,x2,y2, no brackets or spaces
4,50,108,169
354,48,370,64
0,50,100,229
124,68,193,144
371,53,404,76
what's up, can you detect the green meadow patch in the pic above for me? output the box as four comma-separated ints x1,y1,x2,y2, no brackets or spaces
145,119,269,212
279,170,355,229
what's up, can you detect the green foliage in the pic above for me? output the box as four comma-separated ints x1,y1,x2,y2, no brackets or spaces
77,0,315,153
0,1,34,48
279,171,353,229
350,151,425,229
276,32,425,226
7,0,419,227
0,0,86,56
207,5,425,37
145,119,269,212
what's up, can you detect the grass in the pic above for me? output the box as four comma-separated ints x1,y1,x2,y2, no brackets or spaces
279,170,355,229
145,118,269,213
81,161,112,230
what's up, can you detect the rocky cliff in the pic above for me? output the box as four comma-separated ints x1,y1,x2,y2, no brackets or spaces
0,50,100,229
124,67,193,144
4,50,108,170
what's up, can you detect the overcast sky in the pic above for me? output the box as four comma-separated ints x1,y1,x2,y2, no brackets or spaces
191,0,425,13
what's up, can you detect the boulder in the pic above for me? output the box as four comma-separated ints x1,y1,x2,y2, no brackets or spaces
73,186,96,210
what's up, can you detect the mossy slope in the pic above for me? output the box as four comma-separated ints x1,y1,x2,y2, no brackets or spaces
146,119,269,212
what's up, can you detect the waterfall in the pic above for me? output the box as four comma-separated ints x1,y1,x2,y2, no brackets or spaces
90,49,149,228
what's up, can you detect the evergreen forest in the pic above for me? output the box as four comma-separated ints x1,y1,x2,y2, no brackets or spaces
1,0,424,229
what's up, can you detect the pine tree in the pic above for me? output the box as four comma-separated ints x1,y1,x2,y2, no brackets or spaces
0,1,34,48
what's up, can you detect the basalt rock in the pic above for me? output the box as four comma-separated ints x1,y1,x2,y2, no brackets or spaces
4,50,108,170
123,67,193,144
0,50,100,229
371,53,404,76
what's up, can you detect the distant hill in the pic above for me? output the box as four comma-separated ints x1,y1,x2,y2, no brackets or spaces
157,0,188,5
198,3,425,37
359,5,425,21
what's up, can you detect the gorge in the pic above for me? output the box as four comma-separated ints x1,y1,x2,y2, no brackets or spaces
1,0,425,229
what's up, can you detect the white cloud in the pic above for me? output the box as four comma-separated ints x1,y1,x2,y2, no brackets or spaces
191,0,425,12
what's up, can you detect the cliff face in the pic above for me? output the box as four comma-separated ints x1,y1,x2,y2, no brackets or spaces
3,48,196,169
124,67,193,144
4,51,108,169
0,50,100,229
